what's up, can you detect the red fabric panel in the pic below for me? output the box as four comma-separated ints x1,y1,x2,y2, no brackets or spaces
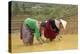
44,21,58,41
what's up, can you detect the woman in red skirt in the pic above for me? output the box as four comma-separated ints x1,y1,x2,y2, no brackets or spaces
40,19,67,42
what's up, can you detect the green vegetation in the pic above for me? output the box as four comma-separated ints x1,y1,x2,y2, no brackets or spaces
11,1,78,20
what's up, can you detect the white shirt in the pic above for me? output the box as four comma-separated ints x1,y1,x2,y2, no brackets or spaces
55,19,61,29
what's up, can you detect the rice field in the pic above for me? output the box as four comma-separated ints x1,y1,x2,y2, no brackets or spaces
10,33,78,53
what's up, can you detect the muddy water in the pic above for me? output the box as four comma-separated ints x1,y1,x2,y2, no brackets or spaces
11,33,78,53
